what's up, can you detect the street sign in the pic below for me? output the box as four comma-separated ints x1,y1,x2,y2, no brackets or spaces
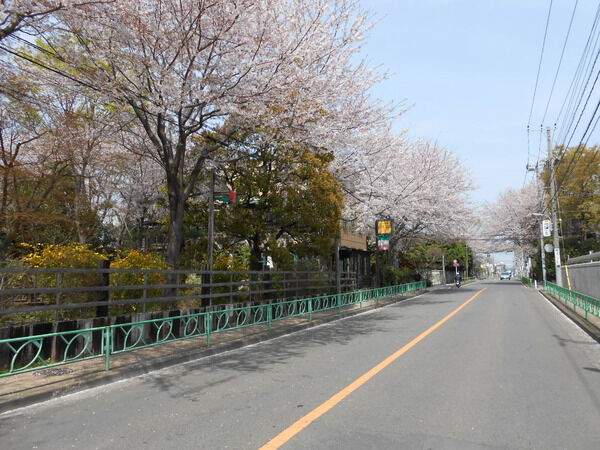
544,243,554,253
376,219,392,236
452,259,459,268
377,236,390,251
542,219,551,237
554,247,561,266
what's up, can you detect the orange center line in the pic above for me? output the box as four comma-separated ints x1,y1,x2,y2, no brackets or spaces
260,288,487,449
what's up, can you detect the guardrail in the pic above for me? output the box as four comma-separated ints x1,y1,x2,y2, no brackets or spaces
544,281,600,320
0,281,426,377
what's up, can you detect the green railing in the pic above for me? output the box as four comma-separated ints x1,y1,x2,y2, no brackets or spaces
0,281,426,377
544,281,600,320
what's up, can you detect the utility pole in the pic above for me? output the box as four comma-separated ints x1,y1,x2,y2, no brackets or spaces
547,127,563,287
539,220,547,283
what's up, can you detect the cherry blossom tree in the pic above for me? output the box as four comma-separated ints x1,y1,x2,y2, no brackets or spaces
0,1,110,40
335,129,475,258
478,181,543,259
2,0,393,267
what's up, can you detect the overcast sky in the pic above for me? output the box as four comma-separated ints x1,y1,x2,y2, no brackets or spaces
359,0,599,207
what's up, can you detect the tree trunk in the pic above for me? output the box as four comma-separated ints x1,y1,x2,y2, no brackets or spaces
164,180,186,304
249,238,263,272
0,230,15,260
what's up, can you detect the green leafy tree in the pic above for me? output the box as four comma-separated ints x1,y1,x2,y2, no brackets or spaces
541,145,599,258
441,241,473,274
206,131,344,270
555,146,599,234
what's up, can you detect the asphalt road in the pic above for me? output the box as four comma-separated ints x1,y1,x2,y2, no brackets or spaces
1,280,599,449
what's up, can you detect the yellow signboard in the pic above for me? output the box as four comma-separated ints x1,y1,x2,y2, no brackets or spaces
376,220,392,235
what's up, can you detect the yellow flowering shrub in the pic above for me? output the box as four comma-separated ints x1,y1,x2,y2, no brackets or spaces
21,243,106,269
19,243,108,319
110,251,170,312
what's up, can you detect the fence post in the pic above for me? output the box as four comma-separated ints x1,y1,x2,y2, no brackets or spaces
96,260,110,317
104,326,111,371
308,298,313,321
205,312,212,347
55,272,62,322
267,303,273,330
142,273,147,313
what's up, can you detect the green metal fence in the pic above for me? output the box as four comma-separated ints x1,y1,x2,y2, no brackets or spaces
0,281,426,377
544,281,600,320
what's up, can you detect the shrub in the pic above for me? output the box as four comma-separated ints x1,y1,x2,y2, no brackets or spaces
22,243,106,269
18,243,108,321
110,250,170,313
382,266,414,286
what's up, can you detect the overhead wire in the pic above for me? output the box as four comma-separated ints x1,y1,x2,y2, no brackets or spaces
526,0,554,176
538,2,600,213
555,5,600,146
523,2,600,269
555,101,600,193
556,9,600,133
541,0,579,125
528,0,554,128
559,48,600,151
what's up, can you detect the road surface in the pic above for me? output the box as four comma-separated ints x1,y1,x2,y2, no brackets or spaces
1,280,599,449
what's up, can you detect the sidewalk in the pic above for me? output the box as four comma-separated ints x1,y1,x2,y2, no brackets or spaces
0,293,422,414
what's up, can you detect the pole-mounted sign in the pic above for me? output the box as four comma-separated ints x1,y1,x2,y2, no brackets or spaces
542,219,551,237
375,219,393,251
376,219,392,235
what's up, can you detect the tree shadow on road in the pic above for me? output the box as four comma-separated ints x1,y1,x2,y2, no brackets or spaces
142,311,402,399
141,301,418,398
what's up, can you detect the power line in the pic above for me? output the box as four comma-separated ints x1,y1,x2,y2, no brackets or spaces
541,0,579,125
555,103,600,193
555,5,600,145
528,0,554,128
559,48,600,151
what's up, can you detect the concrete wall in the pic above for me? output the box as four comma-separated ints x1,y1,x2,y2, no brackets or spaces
561,262,600,299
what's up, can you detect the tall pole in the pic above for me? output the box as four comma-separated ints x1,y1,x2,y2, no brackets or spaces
547,127,563,286
335,238,341,294
441,252,445,285
539,220,547,283
465,244,469,278
207,169,215,294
